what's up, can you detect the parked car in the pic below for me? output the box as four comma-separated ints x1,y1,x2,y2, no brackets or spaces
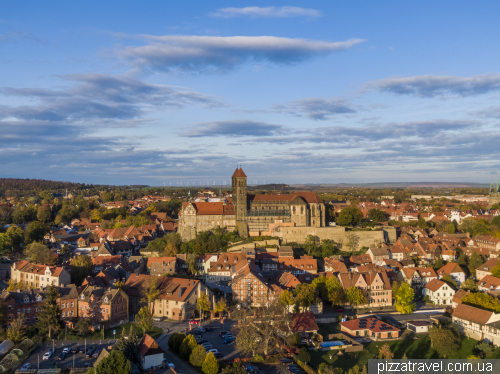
70,347,79,354
188,320,199,325
213,352,223,359
153,317,162,322
206,349,219,355
21,363,31,371
84,363,93,368
197,339,208,344
335,307,344,312
58,353,66,361
191,330,202,335
204,327,213,332
92,350,100,358
280,358,292,364
219,330,229,337
85,346,95,358
62,348,70,354
223,337,236,344
198,327,206,333
243,364,259,371
288,367,301,373
42,351,52,360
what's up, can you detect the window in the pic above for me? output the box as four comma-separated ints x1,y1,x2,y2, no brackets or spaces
8,315,12,320
71,302,74,307
36,307,39,312
8,305,11,311
27,308,30,313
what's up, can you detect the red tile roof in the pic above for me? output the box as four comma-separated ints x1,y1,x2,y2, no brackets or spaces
340,317,400,333
291,312,319,332
232,167,247,178
138,333,164,357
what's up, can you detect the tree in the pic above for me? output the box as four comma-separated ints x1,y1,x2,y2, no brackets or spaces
429,325,460,358
190,345,207,366
491,264,500,278
235,319,262,356
417,217,428,230
280,290,295,309
6,226,24,250
304,235,318,256
95,350,131,374
298,347,311,363
468,252,484,275
36,285,63,338
24,242,57,265
180,334,198,360
24,221,47,244
378,343,394,359
0,233,10,253
168,332,185,354
338,207,364,227
345,286,367,311
197,293,211,317
462,292,500,312
459,217,477,233
460,279,478,292
187,252,199,275
394,283,416,314
294,283,316,310
343,232,360,252
368,209,387,222
447,223,455,234
202,352,219,374
75,317,92,335
141,276,160,312
214,298,228,315
311,275,328,300
135,306,153,334
457,252,467,266
433,256,443,270
440,274,458,290
321,239,337,257
7,313,27,343
326,275,345,306
37,206,52,223
70,255,93,286
476,341,495,358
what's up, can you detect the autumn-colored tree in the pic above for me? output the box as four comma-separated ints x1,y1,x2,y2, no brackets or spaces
70,254,93,286
135,306,154,334
326,275,345,306
202,352,219,374
214,298,228,314
378,343,394,359
462,292,500,312
7,313,27,343
394,283,416,314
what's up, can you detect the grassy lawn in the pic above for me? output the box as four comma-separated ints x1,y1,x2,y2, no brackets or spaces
309,335,493,372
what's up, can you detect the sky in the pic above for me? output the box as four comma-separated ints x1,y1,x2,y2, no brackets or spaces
2,1,500,186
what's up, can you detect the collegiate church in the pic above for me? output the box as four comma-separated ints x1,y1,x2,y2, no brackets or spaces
178,167,326,241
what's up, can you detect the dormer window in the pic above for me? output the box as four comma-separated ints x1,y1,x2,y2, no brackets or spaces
81,295,85,300
24,297,29,303
104,297,109,303
36,296,42,302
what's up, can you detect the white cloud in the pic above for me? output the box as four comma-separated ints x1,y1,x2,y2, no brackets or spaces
209,6,322,18
368,73,500,97
116,35,365,73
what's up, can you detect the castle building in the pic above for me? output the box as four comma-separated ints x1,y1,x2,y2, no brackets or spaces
488,180,500,207
178,167,325,240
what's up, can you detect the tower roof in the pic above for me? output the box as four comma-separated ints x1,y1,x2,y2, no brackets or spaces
232,167,247,178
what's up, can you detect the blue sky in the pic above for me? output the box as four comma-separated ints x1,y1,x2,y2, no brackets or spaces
2,1,500,186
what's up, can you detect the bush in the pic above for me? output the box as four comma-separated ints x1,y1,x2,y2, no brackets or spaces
298,348,311,363
253,354,264,362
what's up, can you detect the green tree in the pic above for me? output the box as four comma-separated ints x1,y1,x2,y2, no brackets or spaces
180,334,198,360
311,275,328,300
491,264,500,278
135,306,154,334
326,275,345,306
187,252,199,275
114,333,139,364
321,239,337,257
475,341,495,358
433,256,443,270
37,206,52,223
7,313,27,343
345,286,367,311
24,242,57,265
338,207,364,227
298,347,311,363
460,278,478,292
447,223,455,234
294,283,316,310
279,290,295,309
457,252,467,266
36,285,63,338
141,276,160,312
304,235,318,256
367,209,387,222
417,217,428,229
429,325,460,358
394,283,416,314
462,292,500,312
202,352,219,374
0,233,10,253
190,345,207,366
214,298,228,314
6,226,24,250
343,232,360,252
70,255,93,286
75,317,92,335
196,293,211,316
24,221,47,244
468,252,484,275
168,332,185,354
95,350,131,374
440,274,458,290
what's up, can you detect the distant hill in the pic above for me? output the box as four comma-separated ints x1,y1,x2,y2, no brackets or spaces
0,178,89,196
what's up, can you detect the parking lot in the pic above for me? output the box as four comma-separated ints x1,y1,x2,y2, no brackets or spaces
19,340,117,370
189,326,242,360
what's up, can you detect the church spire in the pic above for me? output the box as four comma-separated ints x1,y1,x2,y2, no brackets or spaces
490,180,494,194
497,178,500,193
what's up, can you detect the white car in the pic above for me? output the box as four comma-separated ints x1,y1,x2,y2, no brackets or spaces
62,348,70,354
207,349,219,354
42,352,51,360
198,327,206,332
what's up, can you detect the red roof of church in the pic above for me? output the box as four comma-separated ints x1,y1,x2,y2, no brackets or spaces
232,167,247,178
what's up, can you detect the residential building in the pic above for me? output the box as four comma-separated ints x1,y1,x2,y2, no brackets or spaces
452,304,500,346
366,248,390,263
78,286,129,329
337,272,392,307
138,334,164,370
478,275,500,292
476,258,499,281
147,257,177,276
231,264,277,307
340,317,400,339
437,263,466,285
0,289,44,327
423,279,455,305
11,261,71,288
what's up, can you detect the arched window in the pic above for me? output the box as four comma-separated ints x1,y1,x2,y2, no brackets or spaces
312,205,316,216
292,206,296,214
301,206,304,214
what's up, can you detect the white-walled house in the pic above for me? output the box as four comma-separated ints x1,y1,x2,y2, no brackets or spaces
423,278,455,305
452,304,500,346
139,334,164,370
437,263,466,285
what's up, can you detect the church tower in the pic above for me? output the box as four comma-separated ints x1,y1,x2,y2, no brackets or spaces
232,166,247,222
